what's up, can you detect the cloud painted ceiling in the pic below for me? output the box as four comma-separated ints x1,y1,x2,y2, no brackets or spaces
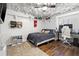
7,3,79,18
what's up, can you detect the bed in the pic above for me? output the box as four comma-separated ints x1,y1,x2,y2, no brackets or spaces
27,29,56,46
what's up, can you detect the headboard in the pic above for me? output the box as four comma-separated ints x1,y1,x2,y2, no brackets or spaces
42,29,53,31
41,29,56,34
59,24,73,33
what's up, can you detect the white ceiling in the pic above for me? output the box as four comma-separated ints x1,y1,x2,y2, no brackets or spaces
7,3,79,18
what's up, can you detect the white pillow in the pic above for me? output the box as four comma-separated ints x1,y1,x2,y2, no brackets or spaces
44,31,50,34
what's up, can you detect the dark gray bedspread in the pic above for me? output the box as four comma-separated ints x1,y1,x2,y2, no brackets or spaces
27,32,55,44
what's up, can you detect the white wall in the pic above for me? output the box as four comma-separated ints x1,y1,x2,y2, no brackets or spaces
0,9,44,46
56,11,79,32
42,17,56,29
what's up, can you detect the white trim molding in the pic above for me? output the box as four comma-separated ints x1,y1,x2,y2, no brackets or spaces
57,10,79,18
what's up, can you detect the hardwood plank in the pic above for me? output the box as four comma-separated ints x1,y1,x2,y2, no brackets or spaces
38,40,79,56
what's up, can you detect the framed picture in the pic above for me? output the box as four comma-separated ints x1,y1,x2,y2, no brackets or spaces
10,21,16,28
16,22,22,28
10,21,22,28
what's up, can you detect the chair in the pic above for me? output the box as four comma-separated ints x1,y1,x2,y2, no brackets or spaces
61,26,72,45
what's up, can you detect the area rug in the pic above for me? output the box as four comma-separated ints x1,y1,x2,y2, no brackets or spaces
7,42,48,56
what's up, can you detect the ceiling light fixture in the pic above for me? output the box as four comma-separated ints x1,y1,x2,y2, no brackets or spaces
42,6,47,11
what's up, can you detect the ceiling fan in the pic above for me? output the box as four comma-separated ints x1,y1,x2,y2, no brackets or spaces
34,3,56,8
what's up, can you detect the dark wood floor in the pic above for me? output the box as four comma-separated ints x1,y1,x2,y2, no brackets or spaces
38,40,79,56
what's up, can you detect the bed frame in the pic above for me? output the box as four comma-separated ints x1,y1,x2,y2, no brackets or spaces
28,37,56,46
27,29,57,46
36,38,56,46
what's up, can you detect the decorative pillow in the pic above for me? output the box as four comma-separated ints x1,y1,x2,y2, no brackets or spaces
41,29,45,33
